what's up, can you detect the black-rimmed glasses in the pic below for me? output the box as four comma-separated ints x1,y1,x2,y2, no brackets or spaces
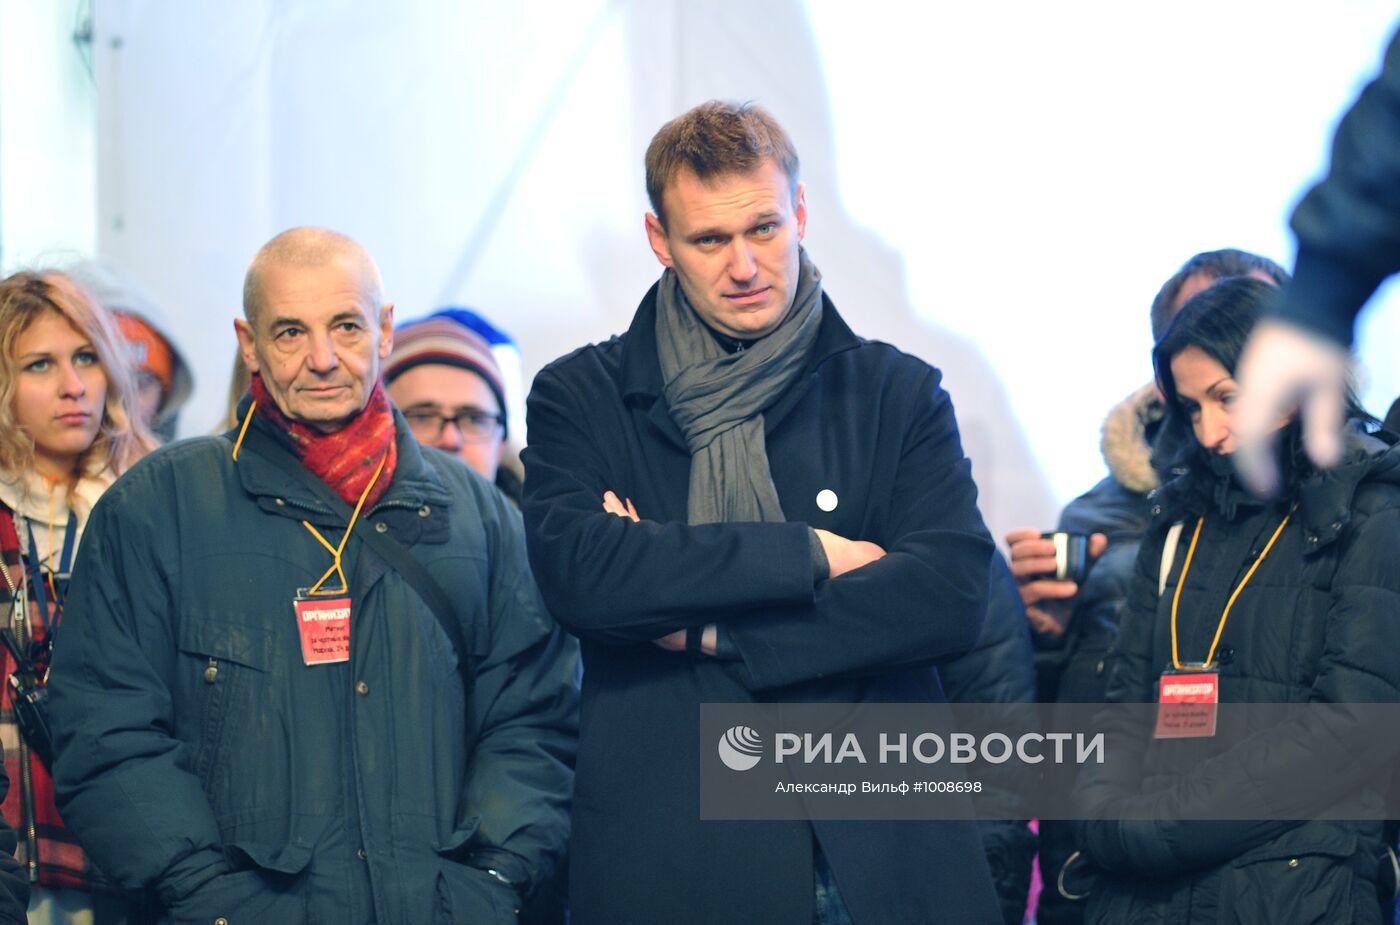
403,408,503,442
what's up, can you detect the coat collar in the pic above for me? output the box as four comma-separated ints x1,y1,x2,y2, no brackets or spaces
229,395,452,520
618,280,863,450
1150,425,1400,552
1293,430,1400,550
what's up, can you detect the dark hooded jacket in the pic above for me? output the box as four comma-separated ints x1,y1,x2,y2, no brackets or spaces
1073,428,1400,924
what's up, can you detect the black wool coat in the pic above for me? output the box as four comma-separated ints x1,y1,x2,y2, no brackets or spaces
522,285,1003,925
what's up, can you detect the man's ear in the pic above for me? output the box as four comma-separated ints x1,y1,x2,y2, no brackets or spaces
645,213,674,269
233,318,260,374
378,302,395,359
794,182,807,242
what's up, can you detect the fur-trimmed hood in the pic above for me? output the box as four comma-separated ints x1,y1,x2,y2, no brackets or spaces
1099,382,1164,494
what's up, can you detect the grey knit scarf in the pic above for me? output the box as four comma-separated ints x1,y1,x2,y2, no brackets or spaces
655,247,824,524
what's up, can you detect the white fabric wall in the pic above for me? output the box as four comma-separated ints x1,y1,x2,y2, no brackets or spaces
81,0,1400,545
0,0,97,267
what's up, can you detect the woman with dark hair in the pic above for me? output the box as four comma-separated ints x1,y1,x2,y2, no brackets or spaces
0,271,155,923
1067,276,1400,924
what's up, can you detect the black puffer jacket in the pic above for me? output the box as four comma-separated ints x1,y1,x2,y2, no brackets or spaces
1074,429,1400,924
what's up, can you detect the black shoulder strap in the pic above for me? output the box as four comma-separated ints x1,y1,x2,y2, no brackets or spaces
233,428,471,668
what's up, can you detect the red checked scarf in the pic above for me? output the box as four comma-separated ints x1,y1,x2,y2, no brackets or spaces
250,373,397,508
0,503,112,893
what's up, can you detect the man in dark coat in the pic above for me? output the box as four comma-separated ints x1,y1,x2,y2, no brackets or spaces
521,101,1000,925
48,227,579,924
384,309,521,501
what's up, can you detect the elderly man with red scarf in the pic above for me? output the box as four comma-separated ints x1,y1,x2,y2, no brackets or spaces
47,227,579,925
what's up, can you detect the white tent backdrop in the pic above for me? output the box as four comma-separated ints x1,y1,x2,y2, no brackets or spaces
11,0,1400,545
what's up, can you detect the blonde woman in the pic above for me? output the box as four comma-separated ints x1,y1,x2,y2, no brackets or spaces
0,271,155,924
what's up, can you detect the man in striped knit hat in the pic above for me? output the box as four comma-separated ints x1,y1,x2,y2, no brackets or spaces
384,309,521,501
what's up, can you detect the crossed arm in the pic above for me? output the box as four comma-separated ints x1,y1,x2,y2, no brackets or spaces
599,490,887,654
522,361,993,692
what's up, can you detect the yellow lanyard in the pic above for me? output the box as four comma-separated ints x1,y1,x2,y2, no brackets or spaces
301,454,387,596
231,400,388,597
231,401,257,461
1169,505,1295,670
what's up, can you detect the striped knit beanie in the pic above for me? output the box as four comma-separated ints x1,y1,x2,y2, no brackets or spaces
384,314,509,438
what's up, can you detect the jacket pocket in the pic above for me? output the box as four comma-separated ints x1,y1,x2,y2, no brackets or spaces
1221,831,1380,925
434,861,518,924
227,839,314,881
176,618,273,784
161,843,312,925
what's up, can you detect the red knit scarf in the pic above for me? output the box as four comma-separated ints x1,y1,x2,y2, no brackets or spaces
250,372,398,508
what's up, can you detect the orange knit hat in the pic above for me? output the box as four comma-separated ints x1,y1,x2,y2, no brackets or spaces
114,310,175,394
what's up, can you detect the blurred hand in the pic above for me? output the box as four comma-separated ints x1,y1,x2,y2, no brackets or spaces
1005,528,1107,636
1233,320,1350,497
813,528,887,578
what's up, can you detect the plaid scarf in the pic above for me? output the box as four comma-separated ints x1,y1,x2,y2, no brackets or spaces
250,373,398,508
0,503,113,893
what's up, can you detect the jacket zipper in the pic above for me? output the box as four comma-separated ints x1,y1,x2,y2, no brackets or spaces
16,738,35,883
